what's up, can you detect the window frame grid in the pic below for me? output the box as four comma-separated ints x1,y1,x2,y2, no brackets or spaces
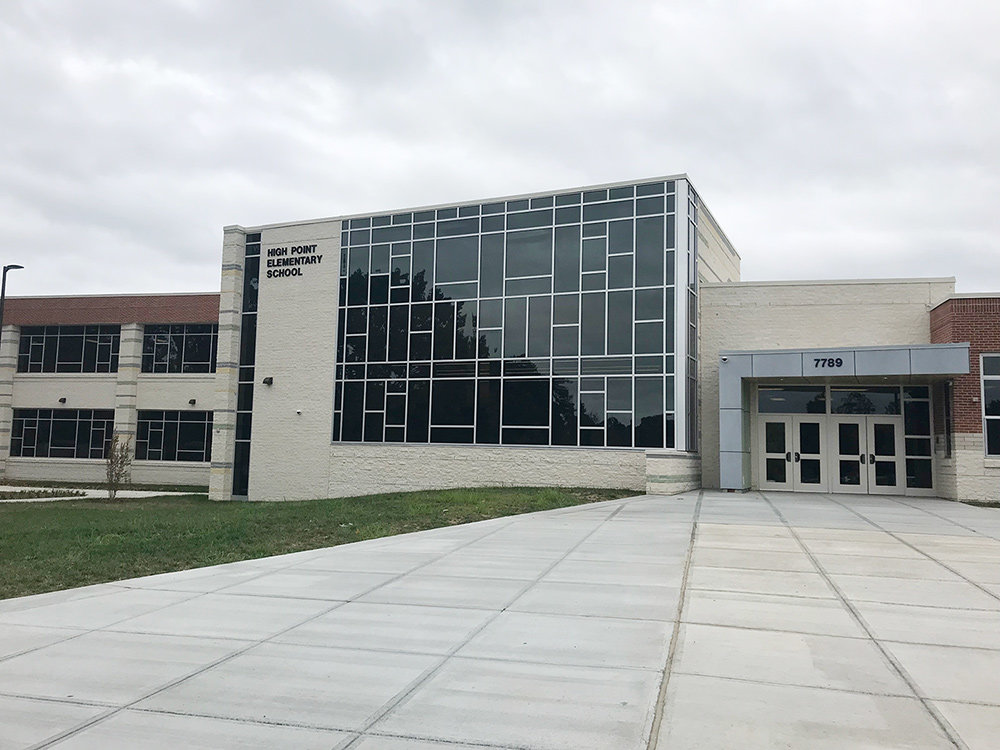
334,182,680,450
982,354,1000,456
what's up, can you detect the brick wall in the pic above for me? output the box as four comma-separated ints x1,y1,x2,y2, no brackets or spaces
5,294,220,325
930,297,1000,433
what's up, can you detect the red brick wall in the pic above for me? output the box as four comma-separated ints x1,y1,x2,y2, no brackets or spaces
930,297,1000,433
4,294,220,326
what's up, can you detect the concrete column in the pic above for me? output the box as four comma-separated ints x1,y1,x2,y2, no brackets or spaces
209,226,246,501
114,323,143,456
0,325,18,477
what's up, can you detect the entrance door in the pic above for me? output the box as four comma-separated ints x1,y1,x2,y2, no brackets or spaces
830,417,868,494
867,417,905,495
758,416,826,491
828,416,905,495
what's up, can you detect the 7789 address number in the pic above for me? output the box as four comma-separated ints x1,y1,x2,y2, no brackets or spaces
813,357,844,368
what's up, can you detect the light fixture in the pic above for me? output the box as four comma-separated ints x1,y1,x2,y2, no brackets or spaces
188,398,197,406
262,376,274,386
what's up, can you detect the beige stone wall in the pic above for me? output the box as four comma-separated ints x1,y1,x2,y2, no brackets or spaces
699,279,956,488
696,206,740,284
208,228,247,500
321,443,648,500
4,457,209,486
951,434,1000,503
245,219,341,502
646,452,702,495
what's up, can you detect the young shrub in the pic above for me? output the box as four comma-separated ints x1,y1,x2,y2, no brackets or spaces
105,434,133,502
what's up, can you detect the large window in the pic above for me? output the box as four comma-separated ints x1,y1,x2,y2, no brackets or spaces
10,409,114,458
17,325,120,373
142,324,218,373
984,355,1000,456
334,181,680,449
136,410,213,462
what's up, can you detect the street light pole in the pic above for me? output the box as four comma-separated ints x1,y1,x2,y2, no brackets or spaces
0,264,25,340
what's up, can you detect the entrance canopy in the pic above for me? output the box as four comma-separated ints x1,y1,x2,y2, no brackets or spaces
717,343,970,490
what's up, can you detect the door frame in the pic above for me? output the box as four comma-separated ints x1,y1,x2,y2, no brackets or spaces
757,415,828,493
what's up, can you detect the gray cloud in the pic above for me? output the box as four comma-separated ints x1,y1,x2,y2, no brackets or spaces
1,0,997,296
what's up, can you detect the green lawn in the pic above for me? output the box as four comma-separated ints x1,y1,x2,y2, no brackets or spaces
0,487,631,600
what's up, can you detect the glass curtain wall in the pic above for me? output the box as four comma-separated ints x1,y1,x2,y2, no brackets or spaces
333,181,681,449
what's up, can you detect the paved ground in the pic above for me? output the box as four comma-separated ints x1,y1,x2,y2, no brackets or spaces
2,490,1000,749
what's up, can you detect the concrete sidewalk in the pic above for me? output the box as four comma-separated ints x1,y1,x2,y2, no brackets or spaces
2,491,1000,749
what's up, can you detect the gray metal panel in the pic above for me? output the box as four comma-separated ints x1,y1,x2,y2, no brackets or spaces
719,408,744,452
752,352,802,378
719,355,752,408
720,451,747,490
855,348,912,376
910,344,970,375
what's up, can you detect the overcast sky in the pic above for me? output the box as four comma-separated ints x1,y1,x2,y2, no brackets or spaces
1,0,997,297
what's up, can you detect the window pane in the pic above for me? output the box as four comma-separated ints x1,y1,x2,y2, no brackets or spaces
984,381,1000,417
436,236,479,282
580,293,605,356
502,379,550,427
506,228,552,277
832,387,900,415
431,379,475,425
758,386,826,414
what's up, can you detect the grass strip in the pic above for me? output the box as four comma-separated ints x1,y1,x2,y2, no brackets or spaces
0,486,631,599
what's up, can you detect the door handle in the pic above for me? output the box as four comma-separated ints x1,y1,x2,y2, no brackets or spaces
785,452,791,462
794,452,801,463
860,454,866,465
869,454,875,464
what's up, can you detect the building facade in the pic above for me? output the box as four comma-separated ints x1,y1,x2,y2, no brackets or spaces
1,173,997,503
0,294,219,486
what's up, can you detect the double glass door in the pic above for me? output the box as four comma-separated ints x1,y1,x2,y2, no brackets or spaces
829,416,905,495
758,415,905,494
759,416,825,491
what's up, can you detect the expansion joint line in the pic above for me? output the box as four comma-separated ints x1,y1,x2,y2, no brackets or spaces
824,494,1000,608
27,515,526,750
757,492,968,750
339,499,632,749
887,495,1000,543
646,489,703,750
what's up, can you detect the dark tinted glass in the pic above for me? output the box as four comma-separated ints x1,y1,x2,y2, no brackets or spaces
506,229,552,277
431,379,475,425
406,381,429,442
476,380,501,443
635,288,662,320
580,293,605,356
758,387,826,414
553,225,580,292
607,291,632,355
503,298,527,358
635,377,664,448
635,216,664,286
984,381,1000,417
832,387,900,415
479,298,502,328
904,400,931,435
552,378,577,445
502,379,549,427
480,234,504,297
437,236,478,282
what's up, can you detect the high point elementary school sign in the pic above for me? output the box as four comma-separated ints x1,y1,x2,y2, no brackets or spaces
265,244,324,279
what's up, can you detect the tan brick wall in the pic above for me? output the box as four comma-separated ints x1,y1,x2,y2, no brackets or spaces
699,279,955,488
951,433,1000,503
245,220,341,502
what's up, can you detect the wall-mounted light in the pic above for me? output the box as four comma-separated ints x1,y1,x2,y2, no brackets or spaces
262,377,274,386
188,398,197,406
58,397,67,404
